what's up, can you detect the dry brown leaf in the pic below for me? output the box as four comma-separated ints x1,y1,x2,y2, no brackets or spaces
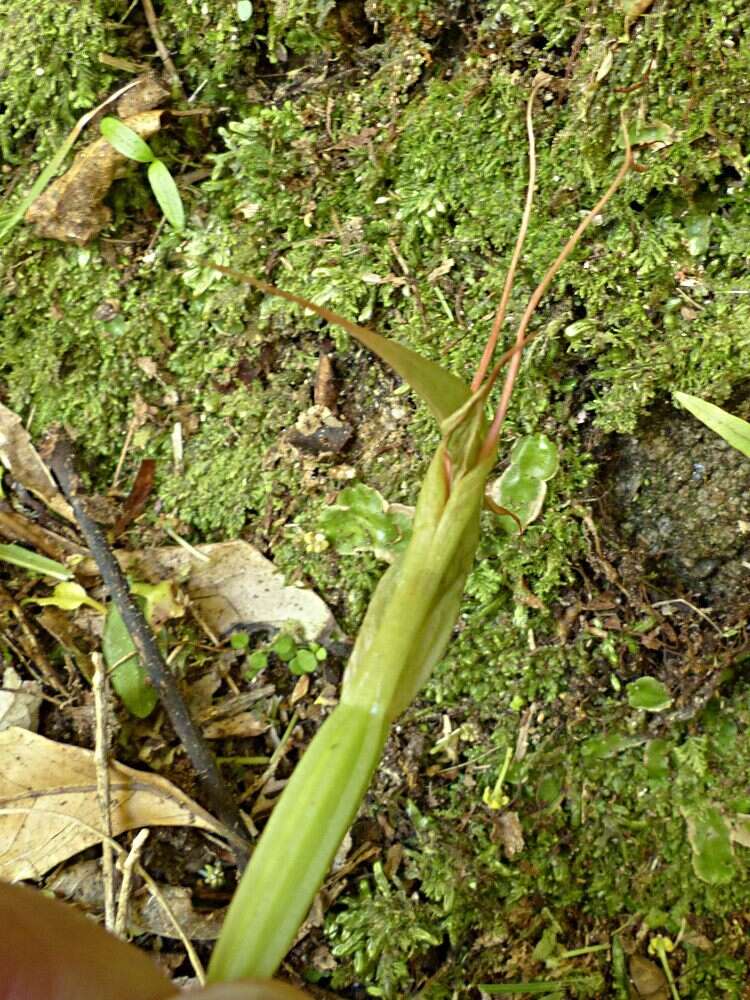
0,403,74,522
494,811,525,859
290,674,310,705
202,713,268,739
629,955,668,999
115,540,336,641
48,859,226,940
0,668,41,734
0,727,226,880
25,110,164,245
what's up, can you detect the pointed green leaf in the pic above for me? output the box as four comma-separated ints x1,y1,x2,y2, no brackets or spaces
103,605,158,718
206,264,471,424
147,159,185,230
100,116,154,163
674,391,750,459
0,543,72,581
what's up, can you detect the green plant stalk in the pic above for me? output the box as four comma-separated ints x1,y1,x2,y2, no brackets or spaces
207,93,635,985
210,702,388,980
209,443,492,980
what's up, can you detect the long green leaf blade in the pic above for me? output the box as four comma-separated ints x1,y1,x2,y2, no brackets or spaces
100,116,154,163
205,263,471,424
0,543,72,581
208,702,388,982
147,159,185,230
674,391,750,458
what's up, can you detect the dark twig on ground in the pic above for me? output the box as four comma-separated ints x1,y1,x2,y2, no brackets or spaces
141,0,185,98
43,427,249,866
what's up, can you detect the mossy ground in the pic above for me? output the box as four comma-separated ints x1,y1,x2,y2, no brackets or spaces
2,1,750,996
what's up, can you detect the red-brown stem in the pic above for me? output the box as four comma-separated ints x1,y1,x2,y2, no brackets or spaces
479,130,635,460
471,80,543,392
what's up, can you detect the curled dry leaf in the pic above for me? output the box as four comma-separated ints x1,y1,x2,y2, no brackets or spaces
0,403,73,522
25,110,164,244
0,727,227,880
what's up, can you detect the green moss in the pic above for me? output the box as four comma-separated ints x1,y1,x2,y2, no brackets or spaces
0,0,117,165
3,2,750,996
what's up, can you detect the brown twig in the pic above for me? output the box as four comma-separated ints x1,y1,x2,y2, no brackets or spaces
92,652,116,931
0,580,67,692
43,428,250,866
115,827,149,938
141,0,185,97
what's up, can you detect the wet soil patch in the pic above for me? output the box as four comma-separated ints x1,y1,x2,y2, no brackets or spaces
600,397,750,618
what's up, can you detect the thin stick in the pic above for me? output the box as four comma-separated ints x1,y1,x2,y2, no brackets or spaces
115,828,149,938
471,76,546,392
141,0,185,97
92,653,116,932
0,581,67,692
239,710,299,804
111,414,138,490
480,121,635,457
43,429,250,866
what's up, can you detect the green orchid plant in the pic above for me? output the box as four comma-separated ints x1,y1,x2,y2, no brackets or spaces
205,86,636,984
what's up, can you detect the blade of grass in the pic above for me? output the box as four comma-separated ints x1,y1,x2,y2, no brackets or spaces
674,391,750,458
0,543,72,581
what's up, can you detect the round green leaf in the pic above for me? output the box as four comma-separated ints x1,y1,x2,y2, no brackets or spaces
246,650,268,677
509,433,560,481
291,649,317,674
237,0,253,19
100,116,154,163
230,631,250,650
272,634,296,661
147,159,185,230
627,676,673,712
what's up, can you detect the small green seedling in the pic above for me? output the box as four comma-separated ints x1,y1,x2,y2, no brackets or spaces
207,89,637,985
239,632,327,680
483,746,514,810
199,860,226,889
270,633,327,675
100,117,185,231
320,483,413,560
648,936,681,1000
674,391,750,458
